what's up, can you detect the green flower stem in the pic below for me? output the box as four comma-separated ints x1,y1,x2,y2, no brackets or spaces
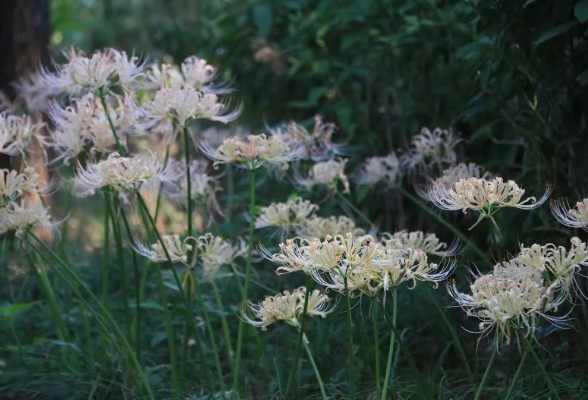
211,278,235,364
183,126,193,240
136,193,212,388
233,168,257,392
344,274,356,400
285,274,312,399
336,191,371,227
98,90,125,155
504,346,529,400
108,194,132,344
27,233,155,400
226,164,234,223
379,299,419,375
102,194,111,310
522,335,561,400
372,298,382,395
398,187,493,268
423,286,473,382
474,346,497,400
154,144,172,223
26,250,69,342
80,302,95,364
381,288,397,400
119,204,143,364
155,266,180,400
190,270,226,393
301,333,329,400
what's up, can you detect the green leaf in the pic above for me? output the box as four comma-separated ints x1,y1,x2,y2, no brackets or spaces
534,20,580,44
523,0,538,7
252,5,272,37
576,0,588,23
577,68,588,86
0,302,39,317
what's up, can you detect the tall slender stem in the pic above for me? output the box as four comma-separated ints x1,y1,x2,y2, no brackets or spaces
372,298,381,395
119,205,143,363
504,347,529,400
301,334,328,400
136,193,211,388
286,274,312,399
183,126,193,239
108,195,131,343
423,286,473,381
381,288,397,400
27,233,155,400
398,187,492,267
156,267,180,400
102,194,111,309
98,90,125,155
336,191,371,227
522,335,561,400
233,168,256,392
226,164,234,223
474,346,497,400
211,278,235,364
344,274,356,400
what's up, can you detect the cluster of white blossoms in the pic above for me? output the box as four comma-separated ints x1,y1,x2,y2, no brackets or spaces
295,158,350,194
72,152,175,197
0,167,47,206
0,199,54,238
199,133,304,170
262,233,453,296
401,127,460,171
134,233,246,275
141,56,217,91
354,152,401,188
429,177,552,229
269,115,344,161
381,230,460,257
243,287,334,331
551,198,588,231
449,237,588,343
46,93,142,164
254,197,318,231
197,233,247,277
41,48,143,94
0,112,43,156
296,215,364,240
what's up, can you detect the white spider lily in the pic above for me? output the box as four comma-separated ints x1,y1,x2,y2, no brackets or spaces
551,198,588,231
354,152,401,188
40,48,143,94
429,177,552,230
0,167,48,205
254,197,318,231
71,152,176,197
0,199,54,238
141,56,217,91
401,127,460,171
199,133,304,170
242,287,333,331
417,163,490,200
0,112,44,156
295,158,350,194
197,233,247,277
381,230,460,257
296,215,364,240
134,234,195,264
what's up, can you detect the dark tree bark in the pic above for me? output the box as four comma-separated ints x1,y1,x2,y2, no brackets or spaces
0,0,50,169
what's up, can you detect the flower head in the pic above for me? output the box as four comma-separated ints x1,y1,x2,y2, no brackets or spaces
0,112,44,156
381,230,460,257
270,115,344,161
134,234,194,264
243,287,333,330
255,197,318,231
0,199,54,238
197,233,247,277
354,152,401,188
551,198,588,231
199,133,304,170
141,56,217,91
41,48,143,94
295,158,350,194
401,127,460,172
0,167,48,206
296,215,364,239
72,151,175,197
429,177,552,230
